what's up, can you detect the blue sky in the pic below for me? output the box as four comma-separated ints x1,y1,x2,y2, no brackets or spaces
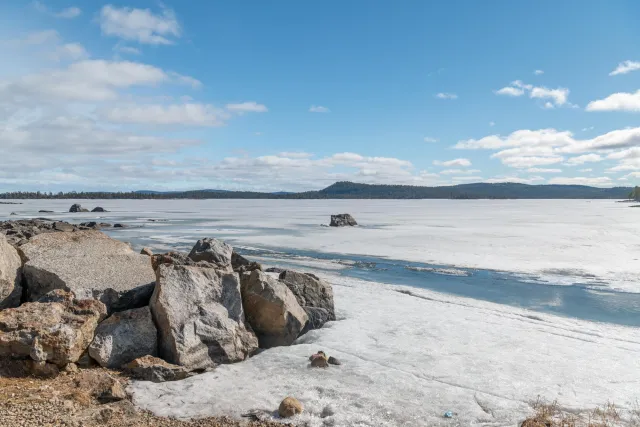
2,1,640,191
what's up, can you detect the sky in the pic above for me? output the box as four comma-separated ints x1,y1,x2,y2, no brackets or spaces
2,1,640,192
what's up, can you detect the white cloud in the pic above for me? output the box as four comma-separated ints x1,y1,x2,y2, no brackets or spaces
309,105,330,113
527,168,562,173
609,60,640,76
115,46,141,55
586,90,640,112
1,30,60,47
534,70,544,75
566,153,602,165
582,126,594,132
33,2,81,19
495,86,524,97
169,72,202,89
99,5,180,45
434,158,471,167
0,60,199,102
423,137,438,143
102,103,229,126
579,168,593,172
225,102,268,113
495,80,569,107
548,176,612,186
485,176,544,184
278,152,313,159
435,93,457,100
440,169,481,175
48,43,88,61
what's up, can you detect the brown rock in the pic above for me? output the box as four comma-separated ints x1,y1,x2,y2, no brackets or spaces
26,360,60,378
123,355,190,382
278,397,303,418
0,291,107,366
310,355,329,368
140,247,153,256
75,370,127,403
240,270,308,348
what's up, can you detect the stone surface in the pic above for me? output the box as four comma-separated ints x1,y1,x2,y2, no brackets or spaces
188,238,233,269
278,397,303,418
150,251,215,271
302,307,333,334
0,234,22,309
69,204,88,213
265,267,285,274
88,306,157,369
0,291,106,366
240,270,308,348
140,247,153,256
26,360,60,377
19,230,156,312
150,264,258,370
123,355,190,382
278,270,336,320
0,219,80,247
329,213,357,227
231,252,262,273
310,355,329,368
327,356,341,365
92,207,108,212
75,370,127,402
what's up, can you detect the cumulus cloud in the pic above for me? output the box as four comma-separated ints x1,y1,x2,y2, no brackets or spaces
48,43,88,61
424,137,438,143
114,46,141,55
609,60,640,76
586,90,640,112
33,2,81,19
102,103,229,126
225,102,268,113
433,158,472,167
548,176,612,186
566,153,602,165
435,93,457,100
440,169,481,175
99,5,180,45
485,176,545,184
579,168,593,172
527,168,562,173
495,80,569,108
534,70,544,75
309,105,330,113
1,30,60,47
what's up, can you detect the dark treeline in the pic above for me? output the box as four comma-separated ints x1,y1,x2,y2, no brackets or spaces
0,181,634,200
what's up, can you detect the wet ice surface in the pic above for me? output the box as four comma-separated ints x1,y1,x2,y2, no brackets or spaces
3,199,640,425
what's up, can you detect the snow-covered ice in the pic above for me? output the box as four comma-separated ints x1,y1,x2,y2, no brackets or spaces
129,274,640,426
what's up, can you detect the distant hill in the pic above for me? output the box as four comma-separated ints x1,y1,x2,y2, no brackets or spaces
0,181,633,200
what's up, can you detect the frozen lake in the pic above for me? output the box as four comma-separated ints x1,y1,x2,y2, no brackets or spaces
2,199,640,425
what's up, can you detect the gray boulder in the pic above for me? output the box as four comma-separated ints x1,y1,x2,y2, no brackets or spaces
0,234,22,309
91,207,108,212
0,290,106,366
69,204,89,213
150,264,258,370
188,238,233,270
240,270,308,348
330,213,357,227
19,230,156,313
123,355,190,382
88,306,157,369
301,307,333,335
231,251,262,273
279,270,336,320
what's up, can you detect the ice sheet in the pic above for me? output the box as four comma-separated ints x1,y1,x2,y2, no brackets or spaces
129,274,640,426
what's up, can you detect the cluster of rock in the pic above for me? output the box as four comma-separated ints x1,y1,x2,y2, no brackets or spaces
0,227,336,388
330,213,357,227
0,219,123,247
69,204,108,213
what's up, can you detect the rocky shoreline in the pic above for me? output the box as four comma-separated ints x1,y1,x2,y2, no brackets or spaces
0,218,337,425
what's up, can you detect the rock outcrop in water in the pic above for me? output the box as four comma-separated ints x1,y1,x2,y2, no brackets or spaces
69,204,89,213
330,213,357,227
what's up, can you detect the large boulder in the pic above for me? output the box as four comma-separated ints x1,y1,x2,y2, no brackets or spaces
19,231,156,312
150,264,258,370
88,306,157,369
240,270,308,348
188,238,233,270
91,207,108,212
278,270,335,320
0,234,22,309
69,204,89,213
231,251,262,273
123,355,189,382
330,213,357,227
0,290,106,366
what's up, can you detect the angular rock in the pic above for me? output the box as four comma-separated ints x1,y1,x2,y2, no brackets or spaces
328,356,341,365
26,360,60,378
0,291,106,366
279,397,303,418
0,234,22,309
265,267,285,274
140,247,153,256
88,306,157,369
150,264,258,370
278,270,335,319
188,238,233,269
329,213,357,227
123,355,189,382
151,251,217,271
231,251,262,273
240,270,308,348
19,230,156,312
301,307,333,335
69,204,89,213
109,282,155,313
